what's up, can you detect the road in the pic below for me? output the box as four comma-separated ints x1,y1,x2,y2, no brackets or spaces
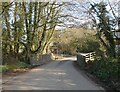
2,57,104,90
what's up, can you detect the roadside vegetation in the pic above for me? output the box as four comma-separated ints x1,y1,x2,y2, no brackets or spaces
86,2,120,91
0,62,28,73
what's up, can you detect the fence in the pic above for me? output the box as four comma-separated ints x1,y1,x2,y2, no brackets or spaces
77,52,96,68
79,52,96,62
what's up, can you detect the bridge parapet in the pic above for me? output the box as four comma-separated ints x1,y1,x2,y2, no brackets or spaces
77,52,96,69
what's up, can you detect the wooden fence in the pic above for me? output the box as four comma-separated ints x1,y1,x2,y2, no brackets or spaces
77,52,96,68
79,52,96,62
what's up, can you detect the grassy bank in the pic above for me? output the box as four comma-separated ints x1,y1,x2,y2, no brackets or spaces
0,62,29,73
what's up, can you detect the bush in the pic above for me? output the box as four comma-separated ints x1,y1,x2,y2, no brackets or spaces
0,62,29,73
90,58,120,80
87,57,120,91
16,62,29,69
6,65,17,70
0,65,9,73
77,35,101,53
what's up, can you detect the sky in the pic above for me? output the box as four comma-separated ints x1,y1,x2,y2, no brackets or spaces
2,0,118,30
56,0,119,30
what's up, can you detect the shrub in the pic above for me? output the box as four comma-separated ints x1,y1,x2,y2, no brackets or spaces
16,62,29,69
90,58,120,80
6,65,17,71
0,62,29,73
77,35,101,53
0,65,9,73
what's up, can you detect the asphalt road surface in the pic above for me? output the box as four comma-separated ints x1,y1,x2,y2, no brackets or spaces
2,57,104,90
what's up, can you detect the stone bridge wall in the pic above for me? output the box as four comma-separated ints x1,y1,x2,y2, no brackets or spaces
30,54,52,65
77,53,86,69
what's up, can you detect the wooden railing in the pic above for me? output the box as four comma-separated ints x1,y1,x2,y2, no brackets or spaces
77,52,96,69
78,52,96,62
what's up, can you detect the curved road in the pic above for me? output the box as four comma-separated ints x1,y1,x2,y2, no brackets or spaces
3,57,104,90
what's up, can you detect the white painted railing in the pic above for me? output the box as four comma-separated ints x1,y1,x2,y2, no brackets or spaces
78,52,96,62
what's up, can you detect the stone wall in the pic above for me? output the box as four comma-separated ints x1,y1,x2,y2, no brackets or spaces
30,54,52,65
76,53,86,69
